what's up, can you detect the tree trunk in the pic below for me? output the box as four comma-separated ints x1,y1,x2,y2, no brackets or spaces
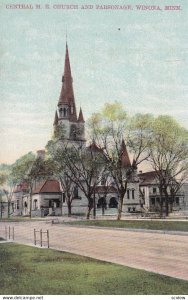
93,197,96,219
30,193,32,218
67,202,72,217
159,187,163,218
86,199,93,220
169,195,174,213
0,202,2,219
8,200,10,219
86,207,92,219
102,206,105,216
165,199,169,216
164,189,169,217
117,194,124,221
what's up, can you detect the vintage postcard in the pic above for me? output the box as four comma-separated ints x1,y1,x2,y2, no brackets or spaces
0,0,188,298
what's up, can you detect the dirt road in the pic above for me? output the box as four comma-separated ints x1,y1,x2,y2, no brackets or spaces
0,220,188,281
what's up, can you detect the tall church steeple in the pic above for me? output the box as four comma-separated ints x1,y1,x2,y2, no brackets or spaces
58,42,77,122
54,41,86,145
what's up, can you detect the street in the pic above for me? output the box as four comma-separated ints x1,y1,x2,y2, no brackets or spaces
0,220,188,281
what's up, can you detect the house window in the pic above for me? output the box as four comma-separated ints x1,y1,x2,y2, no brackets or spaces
151,198,155,205
34,199,37,210
17,200,19,209
127,189,130,199
63,193,65,203
73,186,79,198
56,200,60,208
132,189,135,200
175,197,179,205
153,187,157,194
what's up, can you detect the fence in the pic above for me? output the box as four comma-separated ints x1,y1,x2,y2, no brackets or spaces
34,229,49,248
4,226,14,240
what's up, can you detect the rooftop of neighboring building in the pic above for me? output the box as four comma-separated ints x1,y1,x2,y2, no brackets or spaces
13,181,29,193
32,179,62,194
138,171,158,186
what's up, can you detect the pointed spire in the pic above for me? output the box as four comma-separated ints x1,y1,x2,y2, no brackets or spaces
87,140,103,153
53,110,58,126
120,139,131,168
63,42,72,78
78,108,85,122
58,41,77,122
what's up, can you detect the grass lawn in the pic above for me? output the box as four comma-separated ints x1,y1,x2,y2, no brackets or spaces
0,217,41,222
64,219,188,232
0,243,188,295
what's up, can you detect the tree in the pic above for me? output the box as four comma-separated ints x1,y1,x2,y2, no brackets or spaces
47,140,106,219
127,113,154,165
0,172,7,218
0,173,7,186
148,115,188,216
10,152,52,217
46,142,76,217
89,102,149,220
0,164,17,218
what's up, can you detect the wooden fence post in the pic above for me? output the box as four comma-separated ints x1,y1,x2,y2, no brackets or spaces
47,230,49,248
40,229,42,247
5,226,7,240
34,229,36,246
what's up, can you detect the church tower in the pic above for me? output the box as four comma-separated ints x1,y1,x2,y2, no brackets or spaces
53,42,86,146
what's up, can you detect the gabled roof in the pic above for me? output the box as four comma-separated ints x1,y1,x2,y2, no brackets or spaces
138,171,158,186
14,181,29,193
33,179,62,194
87,141,103,153
120,140,131,168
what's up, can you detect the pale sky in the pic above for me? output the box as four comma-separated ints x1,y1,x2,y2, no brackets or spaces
0,0,187,164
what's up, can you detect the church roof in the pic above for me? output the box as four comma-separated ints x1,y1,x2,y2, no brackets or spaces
78,108,85,122
33,179,62,194
53,111,58,126
87,141,103,153
58,43,77,122
120,139,131,168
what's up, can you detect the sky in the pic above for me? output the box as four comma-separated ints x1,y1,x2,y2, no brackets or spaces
0,0,188,164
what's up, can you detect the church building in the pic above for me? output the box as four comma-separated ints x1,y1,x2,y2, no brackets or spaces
12,41,141,217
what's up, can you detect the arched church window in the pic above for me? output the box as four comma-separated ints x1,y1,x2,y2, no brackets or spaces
63,108,67,117
34,199,37,210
